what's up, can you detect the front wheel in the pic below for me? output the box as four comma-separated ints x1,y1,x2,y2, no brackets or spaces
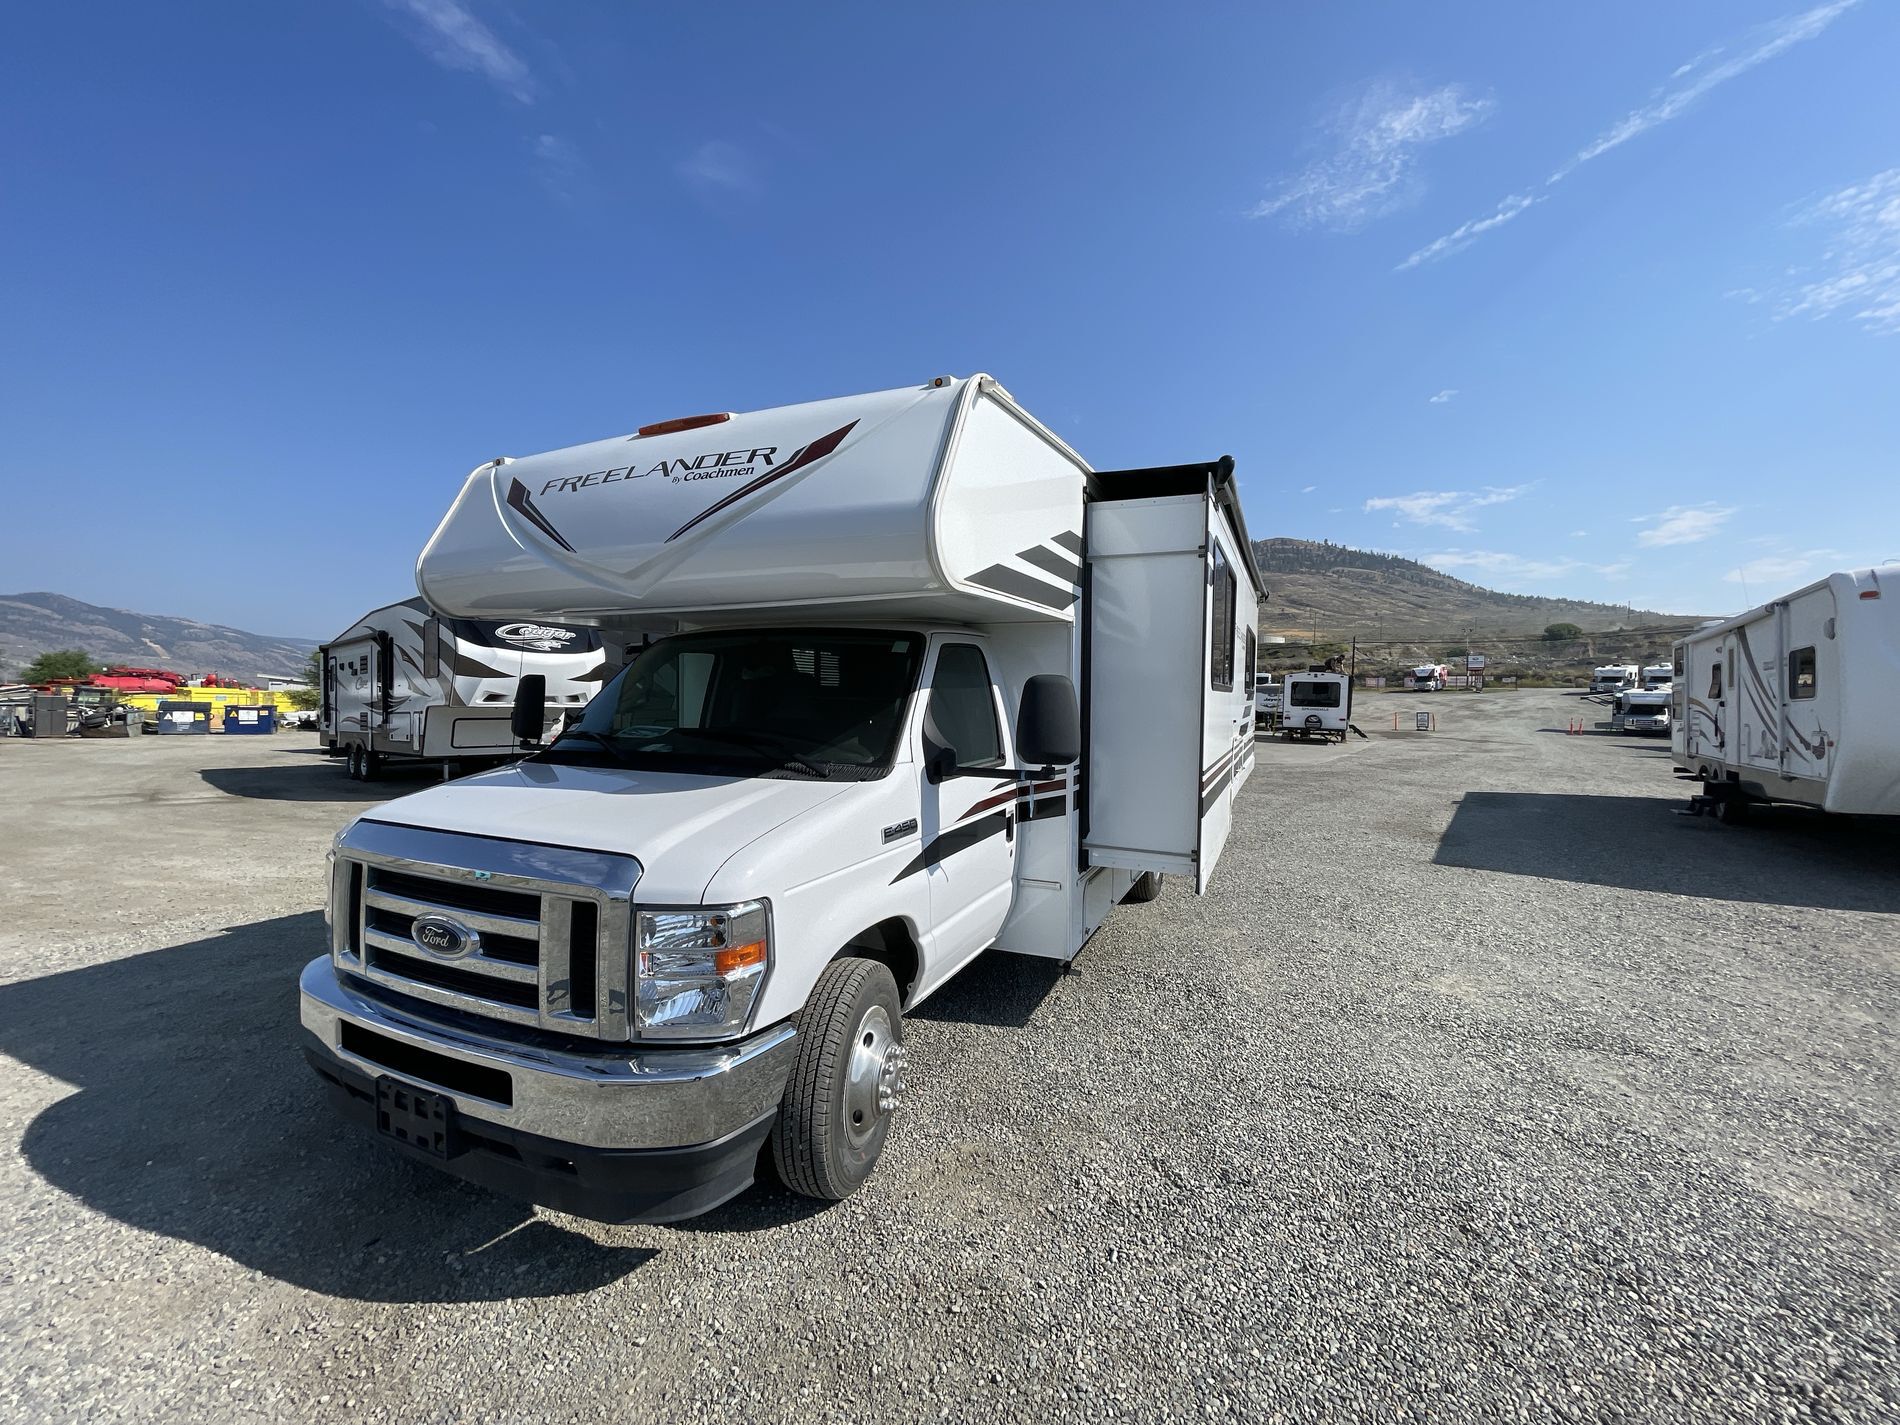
1122,871,1163,903
771,957,905,1202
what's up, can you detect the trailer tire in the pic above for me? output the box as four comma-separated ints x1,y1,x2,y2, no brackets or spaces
770,957,905,1203
1122,871,1163,903
345,745,363,780
359,748,381,781
1715,791,1751,825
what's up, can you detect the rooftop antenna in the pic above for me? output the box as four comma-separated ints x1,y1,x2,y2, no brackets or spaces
1736,567,1751,607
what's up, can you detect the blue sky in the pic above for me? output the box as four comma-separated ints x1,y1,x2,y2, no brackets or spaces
3,1,1895,638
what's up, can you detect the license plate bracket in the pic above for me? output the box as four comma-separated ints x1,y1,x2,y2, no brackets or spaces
375,1077,457,1159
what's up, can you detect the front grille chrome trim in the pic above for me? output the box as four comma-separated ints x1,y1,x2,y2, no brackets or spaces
332,819,641,1040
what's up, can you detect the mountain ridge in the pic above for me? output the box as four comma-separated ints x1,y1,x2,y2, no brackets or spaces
0,592,317,684
1250,538,1691,640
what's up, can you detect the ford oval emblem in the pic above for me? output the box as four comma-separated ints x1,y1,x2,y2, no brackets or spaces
411,913,479,960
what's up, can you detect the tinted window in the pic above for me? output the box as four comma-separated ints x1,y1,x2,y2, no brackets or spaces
557,628,923,779
1788,646,1817,700
1210,545,1236,691
1288,680,1341,708
1708,663,1722,698
927,643,1002,767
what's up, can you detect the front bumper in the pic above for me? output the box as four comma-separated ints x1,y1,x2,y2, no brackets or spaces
299,957,798,1222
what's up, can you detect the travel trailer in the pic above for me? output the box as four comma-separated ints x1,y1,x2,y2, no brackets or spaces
1590,663,1639,695
1280,670,1351,741
1255,674,1282,724
1674,566,1900,820
1409,663,1450,691
1612,687,1671,735
300,375,1263,1223
320,598,608,780
1640,663,1673,691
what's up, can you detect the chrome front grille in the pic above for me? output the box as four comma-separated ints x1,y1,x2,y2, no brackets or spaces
330,820,640,1039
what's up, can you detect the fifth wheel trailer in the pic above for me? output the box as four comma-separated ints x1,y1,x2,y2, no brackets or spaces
1674,566,1900,818
320,598,608,780
299,374,1263,1223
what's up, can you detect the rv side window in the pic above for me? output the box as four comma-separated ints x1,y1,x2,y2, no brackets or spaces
1788,647,1817,700
422,617,440,679
1209,545,1236,692
1708,663,1722,699
927,643,1003,768
1244,627,1256,698
1673,646,1684,676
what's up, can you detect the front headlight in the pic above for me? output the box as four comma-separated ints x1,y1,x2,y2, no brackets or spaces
634,900,771,1039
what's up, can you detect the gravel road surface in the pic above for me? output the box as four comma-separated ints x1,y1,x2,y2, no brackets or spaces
1,695,1894,1422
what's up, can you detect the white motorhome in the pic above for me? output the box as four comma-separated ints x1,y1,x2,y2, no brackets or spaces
320,599,608,780
299,375,1263,1223
1410,663,1449,691
1640,662,1673,691
1674,566,1900,820
1590,663,1639,695
1280,670,1351,740
1612,687,1671,735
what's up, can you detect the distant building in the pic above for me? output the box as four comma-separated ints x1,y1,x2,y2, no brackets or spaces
258,674,309,693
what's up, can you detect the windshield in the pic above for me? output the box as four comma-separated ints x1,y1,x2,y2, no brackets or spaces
541,628,925,780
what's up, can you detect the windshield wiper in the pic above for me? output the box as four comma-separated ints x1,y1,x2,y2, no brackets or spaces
547,729,639,765
669,727,825,778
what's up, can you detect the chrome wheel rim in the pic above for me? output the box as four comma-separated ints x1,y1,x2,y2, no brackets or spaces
842,1005,905,1150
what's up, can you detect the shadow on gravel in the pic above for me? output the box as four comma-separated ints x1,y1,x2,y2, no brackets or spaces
200,762,439,802
910,948,1065,1028
1435,792,1900,912
0,913,653,1302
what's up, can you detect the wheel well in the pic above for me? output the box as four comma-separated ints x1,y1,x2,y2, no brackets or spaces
839,919,921,1006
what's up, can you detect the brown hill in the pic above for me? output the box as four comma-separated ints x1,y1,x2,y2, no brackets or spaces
1252,539,1688,640
0,592,316,685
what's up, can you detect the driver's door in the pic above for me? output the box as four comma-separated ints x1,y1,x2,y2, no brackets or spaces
918,639,1017,976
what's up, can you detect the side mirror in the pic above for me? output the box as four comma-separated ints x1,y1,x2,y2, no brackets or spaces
1016,674,1080,768
926,743,960,784
512,674,547,746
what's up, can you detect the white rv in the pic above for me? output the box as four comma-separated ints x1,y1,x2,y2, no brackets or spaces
1410,663,1449,692
299,375,1263,1223
320,598,608,780
1590,663,1639,695
1280,670,1351,741
1674,566,1900,820
1612,687,1671,735
1640,662,1673,691
1255,674,1281,723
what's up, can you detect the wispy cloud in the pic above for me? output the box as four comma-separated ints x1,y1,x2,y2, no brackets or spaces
1771,168,1900,335
679,140,758,196
1364,484,1531,533
1633,503,1735,547
1400,1,1860,269
1425,549,1627,585
377,0,535,103
1551,1,1861,182
1398,193,1538,270
1300,484,1317,494
1427,389,1459,404
529,133,587,199
1250,81,1493,231
1723,550,1841,585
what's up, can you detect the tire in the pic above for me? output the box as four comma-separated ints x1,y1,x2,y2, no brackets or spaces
1122,871,1163,903
771,957,905,1202
345,745,363,780
360,748,381,781
1715,791,1751,825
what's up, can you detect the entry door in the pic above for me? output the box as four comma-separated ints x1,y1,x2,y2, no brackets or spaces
1197,533,1244,892
920,640,1017,970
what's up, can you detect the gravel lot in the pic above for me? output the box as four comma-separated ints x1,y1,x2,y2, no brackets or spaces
1,694,1895,1423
